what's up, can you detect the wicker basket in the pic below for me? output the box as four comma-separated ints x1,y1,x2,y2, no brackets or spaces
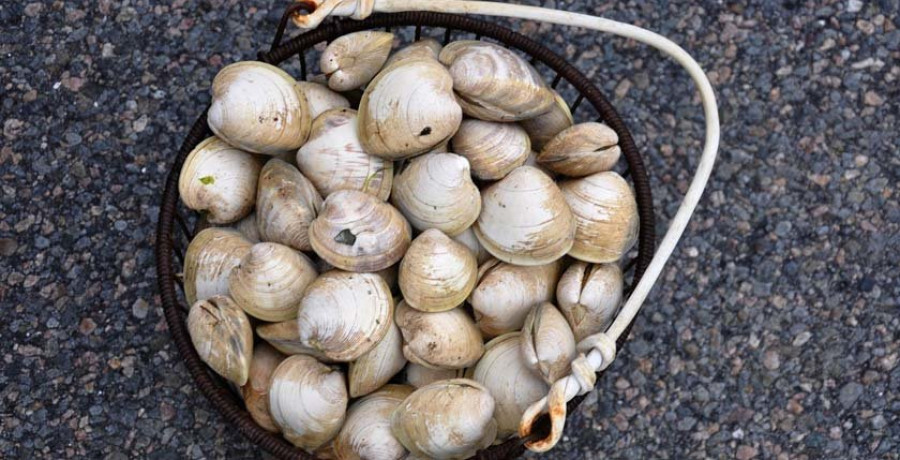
154,1,720,458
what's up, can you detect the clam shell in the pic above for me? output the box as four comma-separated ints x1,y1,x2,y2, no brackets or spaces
309,190,411,272
297,108,393,200
394,301,484,370
232,212,261,243
208,61,311,155
520,302,577,384
241,342,286,433
256,320,333,361
295,81,351,119
256,159,323,251
520,90,573,150
474,166,575,266
184,228,252,305
348,320,407,398
451,119,531,180
537,122,621,177
560,171,639,263
385,39,442,67
334,385,414,460
179,137,260,224
228,243,318,322
557,262,623,342
399,229,477,312
452,226,491,265
404,362,466,388
187,295,253,386
321,31,394,91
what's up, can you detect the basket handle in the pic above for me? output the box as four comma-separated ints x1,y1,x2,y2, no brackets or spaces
289,0,721,453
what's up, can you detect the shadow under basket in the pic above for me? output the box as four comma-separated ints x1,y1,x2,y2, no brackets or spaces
155,10,656,460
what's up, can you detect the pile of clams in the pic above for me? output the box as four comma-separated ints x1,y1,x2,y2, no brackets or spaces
179,32,637,459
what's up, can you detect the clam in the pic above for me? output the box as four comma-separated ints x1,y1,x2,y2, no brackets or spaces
184,228,252,305
269,354,348,450
348,320,407,398
520,302,577,384
399,229,477,312
452,226,491,265
471,332,549,439
256,320,333,361
557,262,624,342
391,153,481,237
296,271,393,362
559,171,639,263
256,159,323,251
520,89,573,150
228,243,318,322
450,120,531,180
404,362,466,388
241,342,286,433
321,31,394,91
309,190,411,272
474,166,575,266
385,39,442,67
438,40,555,121
295,81,351,119
232,212,261,243
187,295,253,386
296,108,393,200
469,258,563,338
359,57,463,159
537,122,621,177
394,301,483,370
391,379,497,459
208,61,311,155
334,385,414,460
179,137,260,224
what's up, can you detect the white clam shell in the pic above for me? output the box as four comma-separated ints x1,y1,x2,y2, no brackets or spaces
471,332,549,439
256,159,323,251
452,226,491,265
321,31,394,91
228,242,318,322
439,41,555,121
394,301,484,370
269,354,348,450
520,90,573,151
295,81,351,119
474,166,575,266
399,229,478,312
390,379,497,459
241,342,286,433
297,108,393,201
187,295,253,386
359,58,463,160
334,385,414,460
537,122,621,177
296,271,393,362
560,171,639,263
404,362,466,388
385,38,442,67
469,258,563,338
179,137,260,224
557,262,624,342
232,212,261,243
391,153,481,237
208,61,311,155
451,120,531,181
256,320,333,362
348,320,407,398
184,228,252,305
520,302,577,384
309,190,411,272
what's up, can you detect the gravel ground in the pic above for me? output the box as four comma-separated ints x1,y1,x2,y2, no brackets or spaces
2,0,898,458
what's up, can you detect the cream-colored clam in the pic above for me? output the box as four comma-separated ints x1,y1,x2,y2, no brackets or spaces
391,153,481,237
187,295,253,386
404,362,466,388
520,90,573,150
439,40,555,121
537,122,621,177
451,119,531,180
334,385,414,460
184,228,252,305
390,379,497,459
256,159,323,251
256,320,333,361
321,31,394,91
179,137,260,224
469,258,563,338
296,108,393,200
232,212,261,243
452,226,491,265
394,301,483,370
399,229,477,312
560,171,639,263
557,262,624,342
471,332,549,439
241,342,286,433
474,166,575,266
295,81,351,119
296,271,393,362
208,61,311,155
359,57,463,159
309,190,411,272
385,39,442,67
521,302,577,384
348,320,407,398
228,242,318,322
269,354,348,450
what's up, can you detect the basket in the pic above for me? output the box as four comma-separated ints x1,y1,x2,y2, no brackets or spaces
154,1,720,458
